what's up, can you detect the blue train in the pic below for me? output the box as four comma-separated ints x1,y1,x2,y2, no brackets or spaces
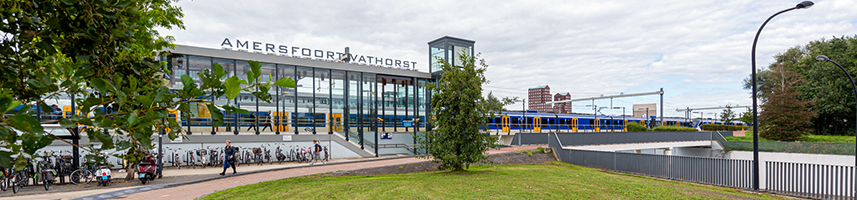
12,103,744,134
484,111,746,133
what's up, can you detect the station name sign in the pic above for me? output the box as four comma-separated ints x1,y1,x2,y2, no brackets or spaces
220,38,417,69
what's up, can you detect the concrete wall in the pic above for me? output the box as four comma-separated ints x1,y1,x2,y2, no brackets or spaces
377,132,417,155
513,132,714,146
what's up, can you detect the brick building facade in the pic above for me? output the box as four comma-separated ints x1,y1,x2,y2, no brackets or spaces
528,85,552,112
554,92,571,114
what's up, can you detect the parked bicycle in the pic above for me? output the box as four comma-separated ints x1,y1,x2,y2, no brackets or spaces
34,152,58,191
323,145,330,162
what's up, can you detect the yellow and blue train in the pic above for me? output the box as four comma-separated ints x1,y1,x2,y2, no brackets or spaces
484,111,746,133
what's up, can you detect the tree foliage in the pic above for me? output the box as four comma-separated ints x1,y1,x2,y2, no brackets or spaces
418,51,498,171
738,108,753,125
719,104,736,124
758,65,815,141
484,92,516,114
744,35,857,136
0,0,295,178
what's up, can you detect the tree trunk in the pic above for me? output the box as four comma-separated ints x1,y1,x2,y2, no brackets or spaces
124,163,136,181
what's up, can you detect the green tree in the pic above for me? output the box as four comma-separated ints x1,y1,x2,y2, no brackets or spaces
720,104,736,124
746,36,857,136
759,65,815,141
738,108,753,125
418,51,498,171
0,0,295,179
484,92,516,114
800,36,857,135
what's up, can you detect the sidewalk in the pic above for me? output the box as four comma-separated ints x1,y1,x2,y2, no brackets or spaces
0,156,393,200
114,146,540,200
0,146,541,200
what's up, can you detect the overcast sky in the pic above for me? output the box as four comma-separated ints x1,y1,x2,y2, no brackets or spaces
158,0,857,118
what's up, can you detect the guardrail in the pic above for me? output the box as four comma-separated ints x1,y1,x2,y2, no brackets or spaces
548,133,753,190
766,161,855,199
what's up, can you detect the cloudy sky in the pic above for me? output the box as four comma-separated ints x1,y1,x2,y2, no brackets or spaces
158,0,857,118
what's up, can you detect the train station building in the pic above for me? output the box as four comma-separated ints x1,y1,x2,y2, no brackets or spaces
155,36,475,154
39,36,475,159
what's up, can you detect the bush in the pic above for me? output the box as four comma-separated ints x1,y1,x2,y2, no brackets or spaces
626,122,649,132
652,126,698,132
701,124,745,131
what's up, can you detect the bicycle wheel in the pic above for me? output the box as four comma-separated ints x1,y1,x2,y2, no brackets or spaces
11,175,18,194
83,170,94,183
0,174,6,191
69,170,83,185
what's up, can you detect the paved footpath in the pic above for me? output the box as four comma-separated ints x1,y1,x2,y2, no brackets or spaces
0,146,541,200
116,146,539,200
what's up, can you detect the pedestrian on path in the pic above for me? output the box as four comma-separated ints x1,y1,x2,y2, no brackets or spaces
310,140,324,165
261,113,273,132
246,113,258,132
220,140,237,175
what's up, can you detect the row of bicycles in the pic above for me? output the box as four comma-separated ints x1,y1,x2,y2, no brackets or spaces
0,150,78,193
160,143,330,169
0,143,333,193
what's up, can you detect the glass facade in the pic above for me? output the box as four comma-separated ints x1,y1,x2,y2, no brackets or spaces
163,53,431,149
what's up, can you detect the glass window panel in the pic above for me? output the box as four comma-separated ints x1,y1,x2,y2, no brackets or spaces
347,71,361,141
258,63,277,133
236,61,255,106
186,56,211,133
418,79,428,131
430,44,445,73
314,69,330,131
212,58,235,133
187,56,210,87
295,67,314,132
277,65,296,132
169,55,186,90
362,73,376,152
331,70,346,135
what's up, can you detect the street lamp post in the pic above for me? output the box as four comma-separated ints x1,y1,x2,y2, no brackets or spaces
749,1,813,190
520,98,526,133
816,55,857,193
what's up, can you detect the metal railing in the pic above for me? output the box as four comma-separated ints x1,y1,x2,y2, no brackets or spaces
766,161,855,200
548,133,753,190
615,153,752,188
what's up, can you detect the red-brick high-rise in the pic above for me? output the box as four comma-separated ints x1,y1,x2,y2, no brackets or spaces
528,85,552,112
554,93,571,114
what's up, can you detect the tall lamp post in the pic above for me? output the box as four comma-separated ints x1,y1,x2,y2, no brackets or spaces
749,1,813,190
815,55,857,192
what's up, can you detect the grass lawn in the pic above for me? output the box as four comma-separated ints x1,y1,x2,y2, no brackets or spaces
725,133,855,143
201,162,785,200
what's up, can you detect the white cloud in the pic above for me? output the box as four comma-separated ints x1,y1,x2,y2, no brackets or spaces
158,0,857,117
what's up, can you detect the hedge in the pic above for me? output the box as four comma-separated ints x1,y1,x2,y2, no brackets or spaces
652,126,698,132
626,122,649,132
701,124,745,131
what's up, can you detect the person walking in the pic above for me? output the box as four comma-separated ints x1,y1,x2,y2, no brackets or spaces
310,140,324,165
51,104,62,120
220,140,237,175
261,113,273,132
246,113,257,132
